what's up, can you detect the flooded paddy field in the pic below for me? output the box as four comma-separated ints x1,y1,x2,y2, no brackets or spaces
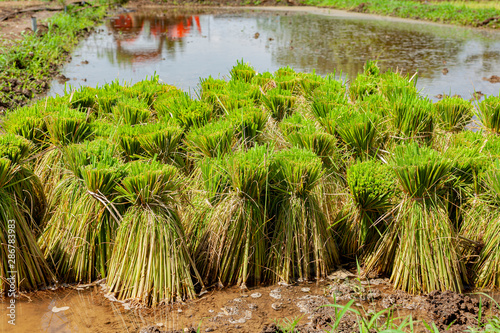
48,6,500,100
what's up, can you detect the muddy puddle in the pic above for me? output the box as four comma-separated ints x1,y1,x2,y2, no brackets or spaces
2,270,499,332
47,7,500,100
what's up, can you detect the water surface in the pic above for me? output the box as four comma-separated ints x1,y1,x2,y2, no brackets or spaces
49,7,500,100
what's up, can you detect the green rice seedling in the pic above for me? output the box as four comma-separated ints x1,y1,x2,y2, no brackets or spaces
39,140,124,282
315,105,353,136
275,74,301,92
196,144,271,287
228,106,268,147
112,97,150,125
281,114,338,168
356,93,390,117
476,95,500,134
156,92,213,129
389,95,434,143
434,96,473,132
251,71,275,91
262,88,297,121
310,86,348,120
365,143,466,294
472,163,500,289
349,62,382,103
1,189,54,293
219,80,261,112
137,123,185,166
0,133,35,164
0,134,46,228
298,71,325,99
336,111,381,160
230,59,256,83
2,104,48,145
69,86,98,110
199,156,229,206
46,106,92,145
340,160,396,259
379,71,419,103
275,65,297,78
116,124,144,161
107,160,203,306
185,119,235,159
131,75,165,107
267,147,339,283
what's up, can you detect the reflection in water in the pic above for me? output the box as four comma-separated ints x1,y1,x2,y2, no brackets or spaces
106,14,202,65
49,9,500,100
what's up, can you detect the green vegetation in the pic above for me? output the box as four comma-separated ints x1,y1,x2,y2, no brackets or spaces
2,59,500,326
301,0,500,29
0,3,106,111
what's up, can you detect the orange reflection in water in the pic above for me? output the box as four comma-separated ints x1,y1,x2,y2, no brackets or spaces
107,13,202,64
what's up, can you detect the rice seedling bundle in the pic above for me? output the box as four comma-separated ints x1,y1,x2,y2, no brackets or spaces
310,84,348,120
107,161,202,306
39,141,124,282
336,111,381,160
230,60,257,83
280,114,338,168
251,71,275,90
389,95,434,143
365,143,466,293
341,160,396,258
228,106,267,147
434,96,473,132
3,104,48,145
112,97,150,125
379,71,419,103
476,95,500,134
130,75,167,107
156,93,213,130
0,134,46,228
262,88,297,121
298,72,325,99
349,74,381,103
267,147,339,283
70,86,98,110
185,119,234,159
46,106,92,145
0,153,53,293
197,145,271,287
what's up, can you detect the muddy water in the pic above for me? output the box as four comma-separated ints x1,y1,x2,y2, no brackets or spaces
48,7,500,100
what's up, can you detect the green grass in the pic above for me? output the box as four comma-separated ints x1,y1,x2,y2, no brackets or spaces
301,0,500,28
0,4,106,110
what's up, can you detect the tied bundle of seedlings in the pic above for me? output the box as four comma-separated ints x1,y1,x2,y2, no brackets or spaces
107,161,203,306
0,134,46,229
476,95,500,134
336,110,381,160
69,86,98,110
230,60,257,83
0,158,53,293
35,106,93,198
156,92,213,130
262,88,297,122
112,97,150,125
117,122,184,165
349,61,382,103
185,119,235,159
340,160,395,259
469,162,500,289
298,72,326,99
130,75,173,108
39,140,124,282
228,106,267,148
379,71,419,103
434,96,473,133
267,148,339,283
389,95,434,143
3,103,48,145
365,143,466,294
196,145,271,288
280,114,338,169
310,83,348,120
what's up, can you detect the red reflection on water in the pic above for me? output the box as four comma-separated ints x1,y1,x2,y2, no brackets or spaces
107,14,202,64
